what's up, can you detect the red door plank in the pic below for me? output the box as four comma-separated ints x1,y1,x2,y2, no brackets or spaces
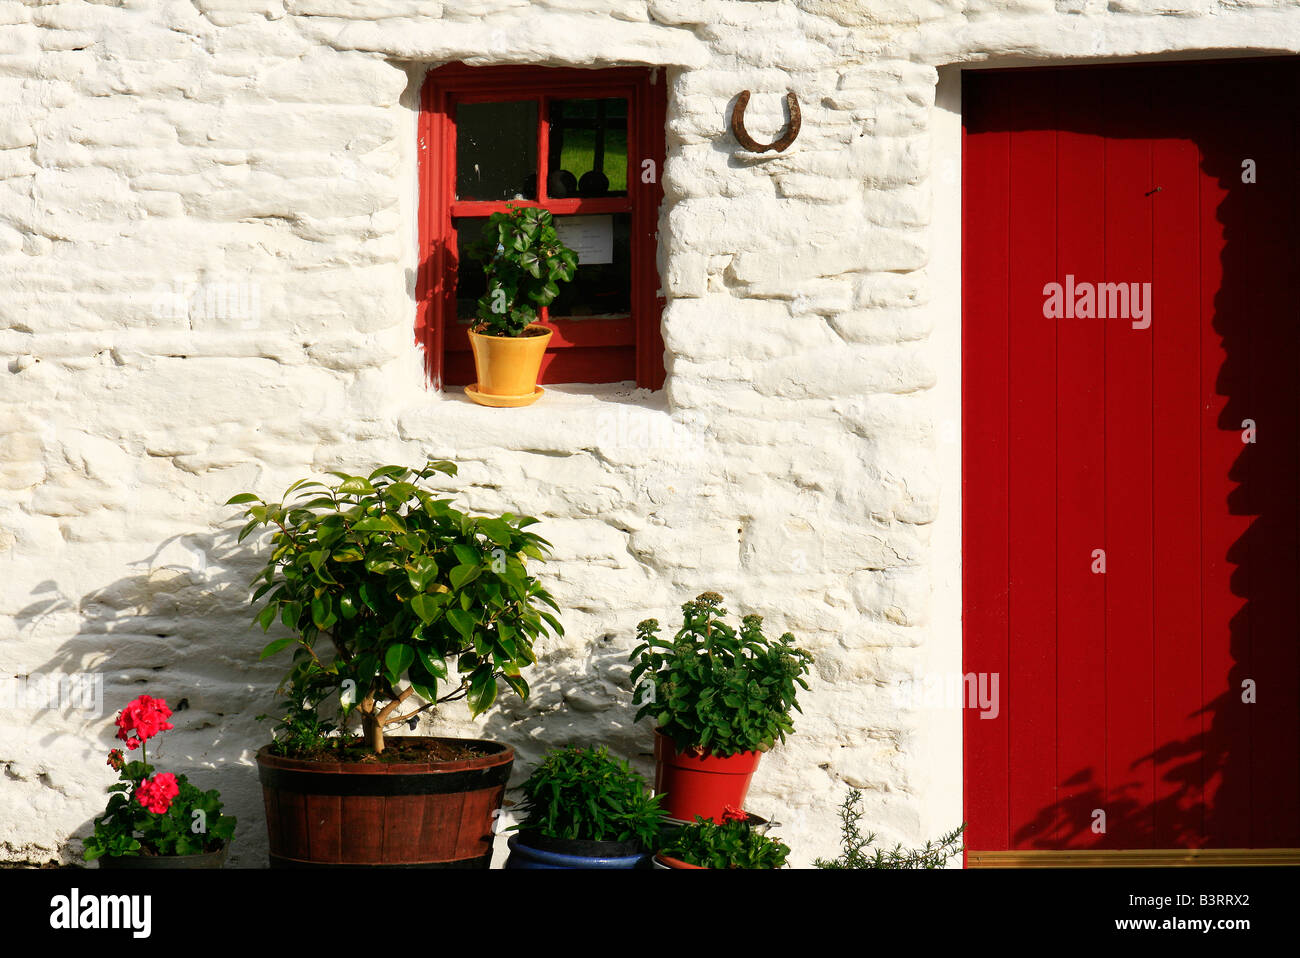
1005,85,1060,850
1229,63,1300,847
1195,74,1255,849
1053,68,1110,850
962,72,1013,854
1148,67,1206,848
1100,71,1156,849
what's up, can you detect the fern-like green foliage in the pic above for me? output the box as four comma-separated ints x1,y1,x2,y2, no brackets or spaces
659,816,790,869
814,788,966,869
511,746,667,849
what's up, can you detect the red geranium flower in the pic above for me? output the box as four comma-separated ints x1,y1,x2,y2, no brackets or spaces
115,695,174,750
107,749,124,771
135,773,180,814
721,805,748,823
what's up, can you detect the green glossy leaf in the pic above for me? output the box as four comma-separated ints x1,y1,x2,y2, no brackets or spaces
385,644,414,680
467,666,497,716
449,563,480,591
260,636,295,659
447,609,475,640
417,649,448,679
338,477,376,495
410,593,439,624
256,603,278,632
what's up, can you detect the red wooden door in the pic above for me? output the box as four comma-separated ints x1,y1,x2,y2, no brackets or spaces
963,60,1300,858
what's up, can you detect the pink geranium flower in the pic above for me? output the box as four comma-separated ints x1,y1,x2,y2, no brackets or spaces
115,695,173,750
135,773,180,814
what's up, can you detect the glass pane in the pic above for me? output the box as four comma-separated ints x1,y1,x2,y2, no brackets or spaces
549,212,631,318
455,101,537,201
546,98,628,198
453,216,490,321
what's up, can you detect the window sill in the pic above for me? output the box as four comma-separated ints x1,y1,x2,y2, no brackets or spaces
395,382,678,453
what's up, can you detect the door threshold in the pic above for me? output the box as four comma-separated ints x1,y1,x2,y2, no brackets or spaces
967,849,1300,867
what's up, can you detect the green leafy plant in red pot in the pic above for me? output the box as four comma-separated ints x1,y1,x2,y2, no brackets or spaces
630,591,813,823
228,459,563,867
84,695,236,868
655,806,790,869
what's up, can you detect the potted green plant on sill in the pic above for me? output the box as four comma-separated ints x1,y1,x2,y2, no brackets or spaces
463,204,578,408
227,459,563,868
629,591,814,823
505,745,667,869
655,806,790,869
84,695,236,869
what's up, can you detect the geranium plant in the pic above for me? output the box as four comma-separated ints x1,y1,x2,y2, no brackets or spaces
511,745,667,849
629,591,814,757
658,807,790,869
228,459,563,754
83,695,236,861
467,204,578,337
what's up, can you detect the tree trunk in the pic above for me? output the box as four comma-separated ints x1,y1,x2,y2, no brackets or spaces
361,702,384,754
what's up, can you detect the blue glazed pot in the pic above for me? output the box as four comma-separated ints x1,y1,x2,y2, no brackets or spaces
504,833,651,869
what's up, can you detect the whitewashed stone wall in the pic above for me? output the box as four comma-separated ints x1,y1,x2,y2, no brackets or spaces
3,0,1299,867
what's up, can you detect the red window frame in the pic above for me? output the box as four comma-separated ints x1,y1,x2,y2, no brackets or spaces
417,63,667,391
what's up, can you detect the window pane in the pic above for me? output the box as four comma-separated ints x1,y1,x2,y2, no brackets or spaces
549,212,631,318
546,98,628,198
455,101,538,201
453,216,490,321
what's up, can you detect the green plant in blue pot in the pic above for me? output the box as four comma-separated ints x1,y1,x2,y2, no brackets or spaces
505,745,667,869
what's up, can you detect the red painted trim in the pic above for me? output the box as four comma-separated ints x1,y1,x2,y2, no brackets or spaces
420,64,666,389
450,198,632,218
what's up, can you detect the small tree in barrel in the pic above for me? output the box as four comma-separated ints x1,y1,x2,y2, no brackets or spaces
228,460,563,754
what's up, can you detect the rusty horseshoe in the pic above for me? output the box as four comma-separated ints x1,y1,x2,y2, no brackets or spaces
730,90,801,153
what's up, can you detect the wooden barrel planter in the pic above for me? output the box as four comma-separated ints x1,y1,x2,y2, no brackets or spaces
256,737,513,868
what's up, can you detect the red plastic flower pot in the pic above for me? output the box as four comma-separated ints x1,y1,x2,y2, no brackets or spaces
653,727,762,823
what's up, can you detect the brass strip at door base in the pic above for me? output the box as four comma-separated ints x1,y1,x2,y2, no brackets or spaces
967,848,1300,868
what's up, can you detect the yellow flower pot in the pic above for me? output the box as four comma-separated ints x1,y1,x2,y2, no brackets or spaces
466,323,552,407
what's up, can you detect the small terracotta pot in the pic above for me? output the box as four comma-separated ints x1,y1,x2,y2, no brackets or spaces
467,323,552,406
99,843,228,869
653,727,763,823
654,853,705,869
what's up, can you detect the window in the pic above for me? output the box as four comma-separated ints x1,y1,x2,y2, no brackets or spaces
418,64,667,391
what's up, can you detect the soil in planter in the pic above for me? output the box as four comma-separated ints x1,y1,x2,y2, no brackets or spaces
269,737,488,764
471,323,551,338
